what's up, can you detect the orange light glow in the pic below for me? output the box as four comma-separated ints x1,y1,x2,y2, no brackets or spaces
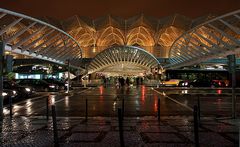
153,91,158,112
141,85,146,102
100,86,103,95
154,99,157,112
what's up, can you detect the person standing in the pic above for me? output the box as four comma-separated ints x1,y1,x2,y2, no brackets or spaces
126,77,130,86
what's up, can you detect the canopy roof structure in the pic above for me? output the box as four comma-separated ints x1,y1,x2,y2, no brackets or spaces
88,46,159,76
167,9,240,69
0,8,82,68
1,7,240,73
61,13,199,58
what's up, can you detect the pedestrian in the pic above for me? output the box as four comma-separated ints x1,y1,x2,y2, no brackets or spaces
126,77,130,86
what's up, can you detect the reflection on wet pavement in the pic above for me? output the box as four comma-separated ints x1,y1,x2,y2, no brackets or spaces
155,87,240,117
0,116,238,146
3,86,240,117
0,86,239,146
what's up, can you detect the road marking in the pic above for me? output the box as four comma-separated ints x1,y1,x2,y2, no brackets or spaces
153,89,193,112
157,87,240,90
163,93,240,95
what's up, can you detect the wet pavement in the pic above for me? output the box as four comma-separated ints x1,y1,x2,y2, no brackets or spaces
0,116,238,146
154,88,240,117
0,86,239,146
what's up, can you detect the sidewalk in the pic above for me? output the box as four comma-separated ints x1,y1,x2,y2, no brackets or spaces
0,116,238,146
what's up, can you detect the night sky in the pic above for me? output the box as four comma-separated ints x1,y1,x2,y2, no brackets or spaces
0,0,240,20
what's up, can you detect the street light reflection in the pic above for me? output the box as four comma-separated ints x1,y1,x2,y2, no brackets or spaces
217,89,222,95
99,86,103,95
24,99,33,115
65,96,69,107
27,106,32,115
23,118,30,130
113,101,116,111
141,85,145,103
13,104,21,112
3,107,9,115
154,99,157,112
50,95,56,105
181,90,188,94
26,99,32,106
154,92,158,112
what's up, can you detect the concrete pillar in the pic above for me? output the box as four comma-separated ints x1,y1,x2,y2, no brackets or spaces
0,42,4,120
5,55,13,73
77,69,80,84
67,59,70,93
227,54,236,119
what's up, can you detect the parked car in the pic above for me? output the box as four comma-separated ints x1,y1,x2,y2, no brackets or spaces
211,80,227,87
16,79,59,92
3,80,34,98
181,79,227,88
178,80,190,87
43,78,67,90
2,89,18,102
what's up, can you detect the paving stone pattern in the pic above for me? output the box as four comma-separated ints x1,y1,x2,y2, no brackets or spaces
0,116,238,146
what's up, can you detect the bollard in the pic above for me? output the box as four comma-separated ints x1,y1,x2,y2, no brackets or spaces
157,97,160,122
0,121,2,145
193,105,200,147
46,97,49,120
197,96,201,124
118,108,124,147
9,96,13,118
122,97,124,120
85,98,88,122
51,105,59,147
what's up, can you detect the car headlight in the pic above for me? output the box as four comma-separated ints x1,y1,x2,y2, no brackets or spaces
25,88,31,92
13,90,17,95
49,85,55,88
2,92,7,97
184,82,188,86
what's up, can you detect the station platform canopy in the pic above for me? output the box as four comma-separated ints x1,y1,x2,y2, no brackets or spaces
88,46,160,76
0,7,239,73
167,9,240,69
0,8,82,68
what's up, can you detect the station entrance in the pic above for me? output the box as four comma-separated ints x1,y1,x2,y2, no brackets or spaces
85,45,162,86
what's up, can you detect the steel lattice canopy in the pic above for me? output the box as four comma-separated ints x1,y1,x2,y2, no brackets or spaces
167,9,240,69
0,8,82,68
62,14,193,59
88,46,160,76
